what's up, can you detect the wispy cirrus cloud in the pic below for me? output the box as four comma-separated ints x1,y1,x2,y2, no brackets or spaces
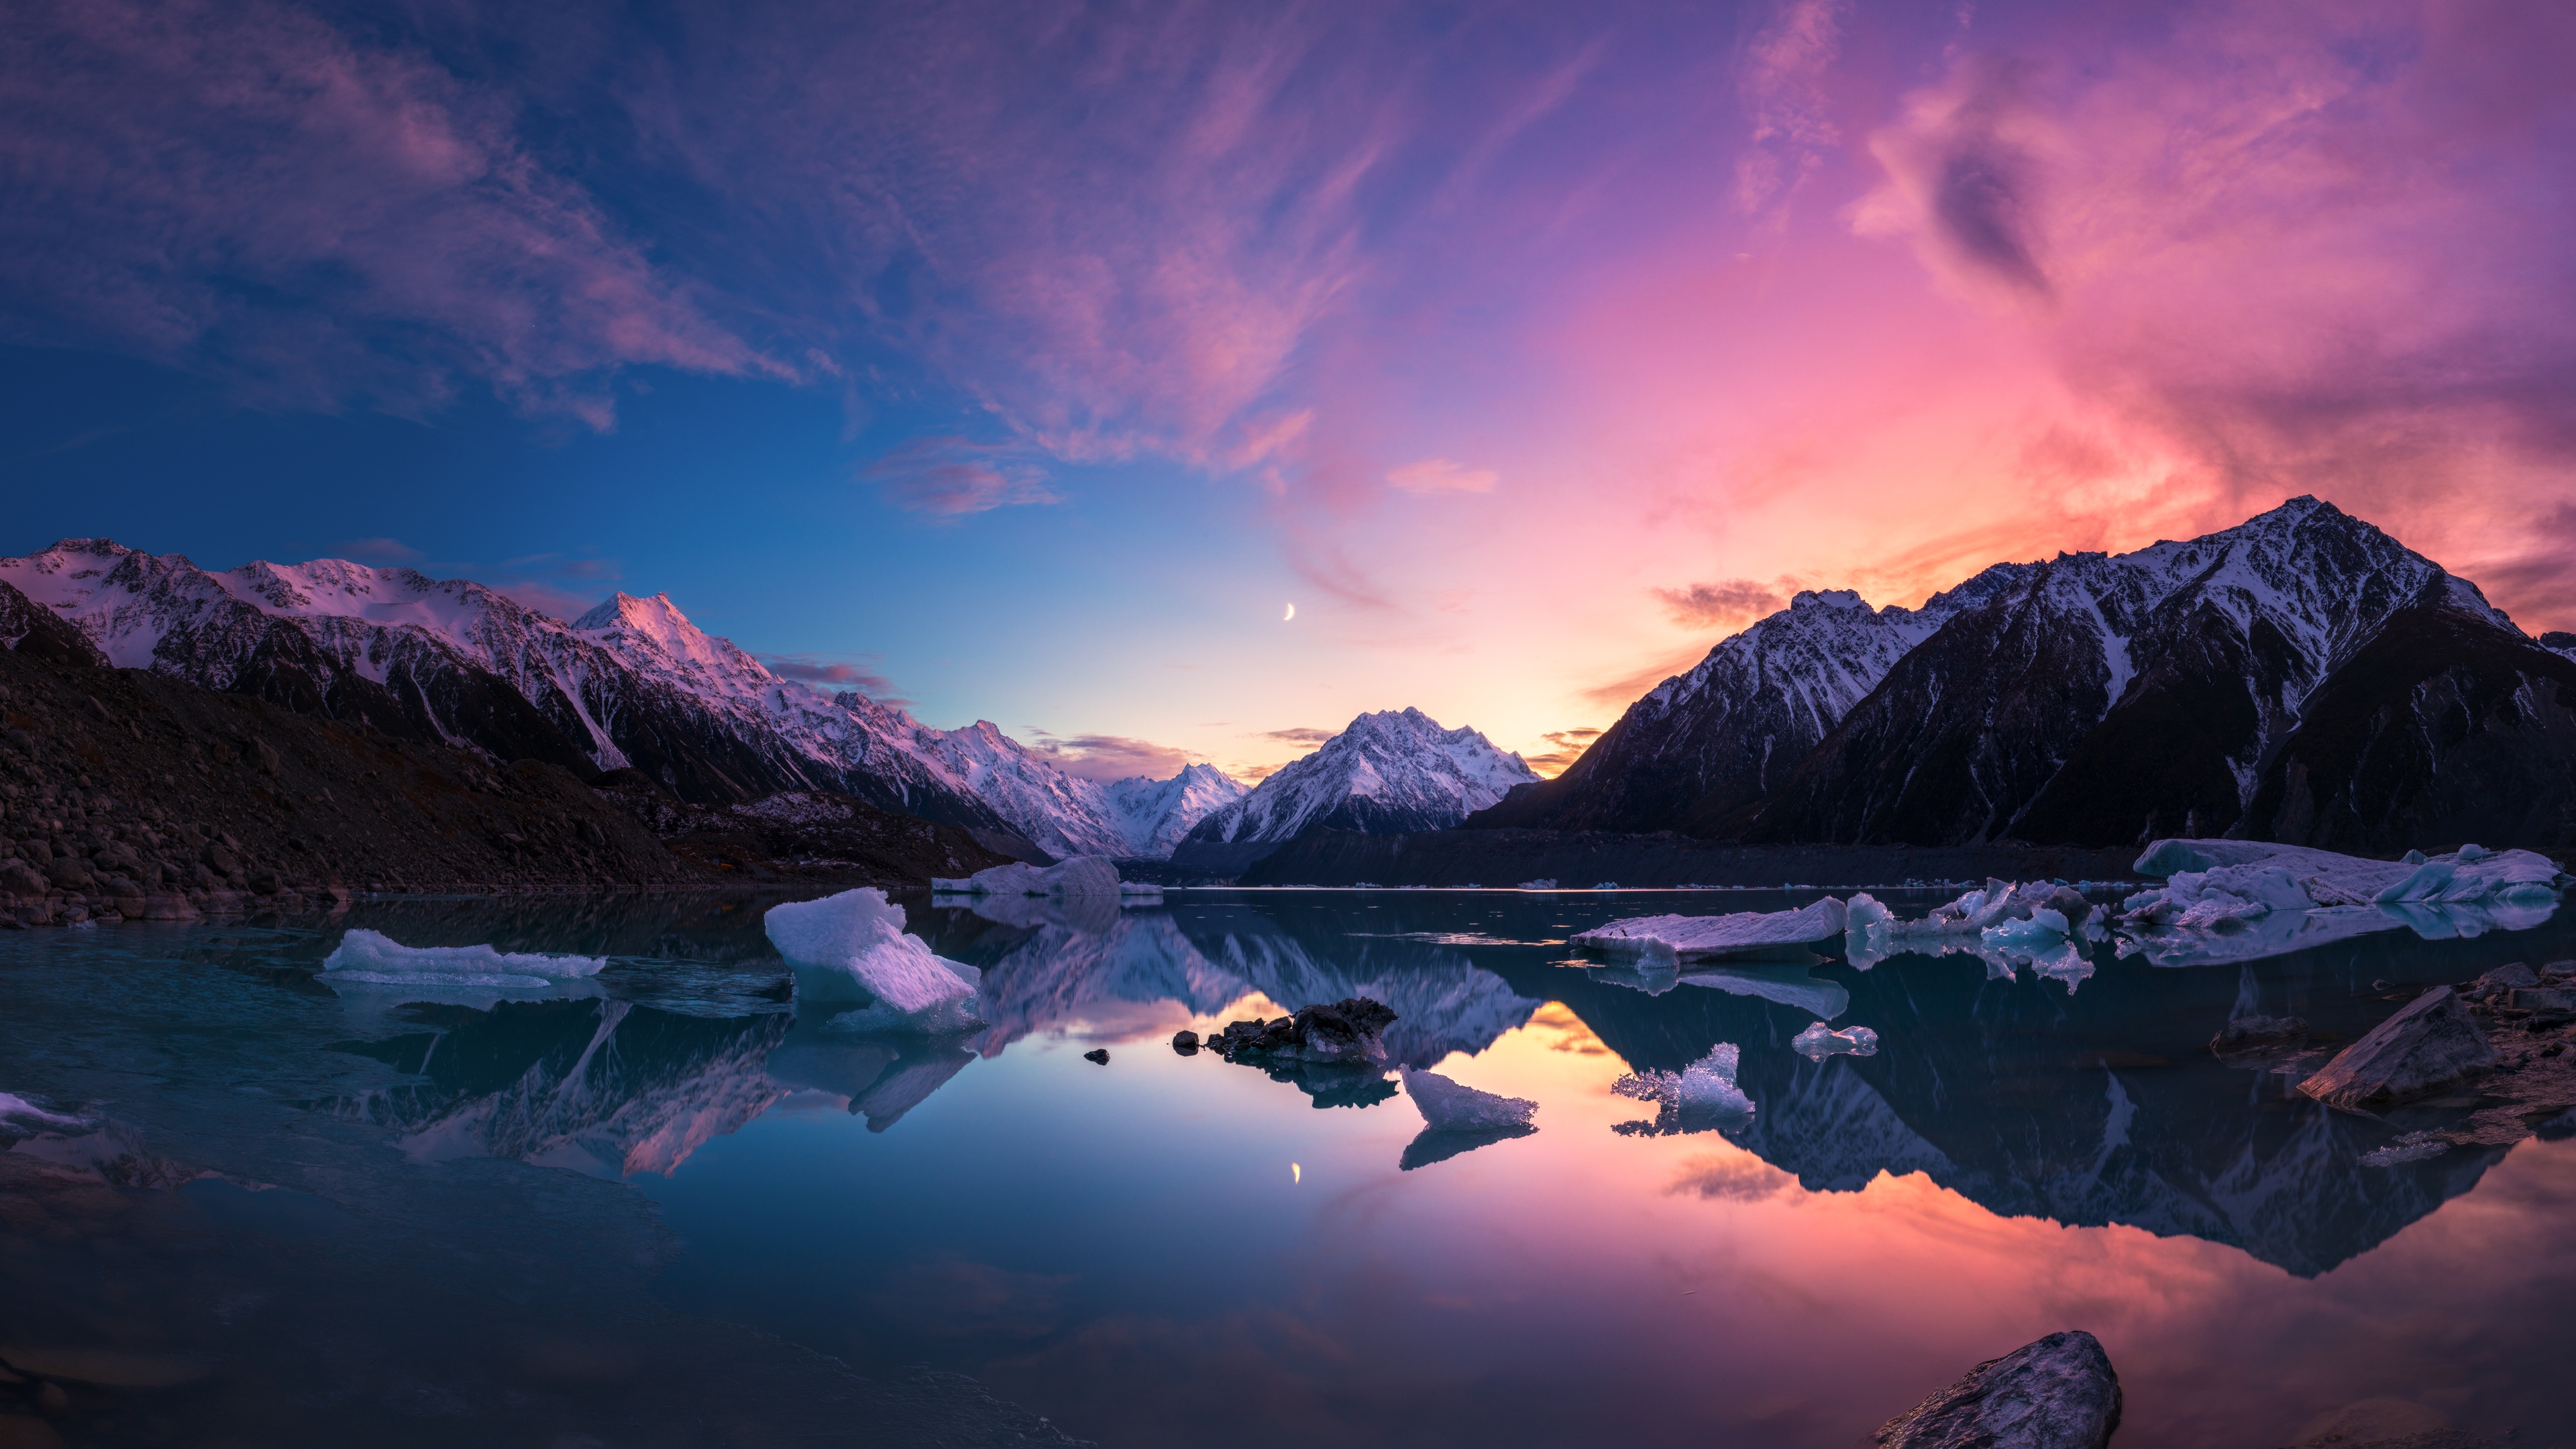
866,437,1061,518
1652,577,1803,631
0,0,780,425
763,653,908,706
1258,726,1338,746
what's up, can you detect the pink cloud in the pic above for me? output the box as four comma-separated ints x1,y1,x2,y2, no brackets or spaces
1024,733,1197,784
1386,459,1498,494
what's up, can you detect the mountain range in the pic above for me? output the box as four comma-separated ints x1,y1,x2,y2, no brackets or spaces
0,540,1248,861
1477,497,2576,852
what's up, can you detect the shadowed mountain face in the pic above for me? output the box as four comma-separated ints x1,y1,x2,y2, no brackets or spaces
1481,497,2576,851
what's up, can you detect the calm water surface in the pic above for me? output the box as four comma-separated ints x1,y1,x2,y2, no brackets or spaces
4,887,2575,1448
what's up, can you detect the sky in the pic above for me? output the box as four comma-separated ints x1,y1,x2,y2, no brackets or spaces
3,0,2573,784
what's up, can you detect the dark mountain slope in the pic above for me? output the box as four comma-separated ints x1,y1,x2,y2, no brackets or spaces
2245,598,2576,851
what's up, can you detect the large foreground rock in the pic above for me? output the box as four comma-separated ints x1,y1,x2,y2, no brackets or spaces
2299,987,2498,1110
1863,1330,2121,1449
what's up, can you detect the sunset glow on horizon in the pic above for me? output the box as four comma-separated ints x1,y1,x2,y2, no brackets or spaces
5,0,2571,782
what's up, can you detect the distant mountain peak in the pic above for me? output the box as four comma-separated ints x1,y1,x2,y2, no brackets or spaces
1185,706,1536,846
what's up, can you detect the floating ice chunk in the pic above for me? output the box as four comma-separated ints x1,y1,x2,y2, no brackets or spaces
2130,838,2560,911
1571,898,1847,961
1519,878,1558,890
1118,881,1165,898
1401,1068,1538,1132
765,889,982,1032
1790,1022,1879,1059
319,929,605,988
932,857,1123,896
1677,1042,1755,1116
1982,907,2070,952
1614,1042,1756,1125
1844,892,1896,934
2116,839,2565,966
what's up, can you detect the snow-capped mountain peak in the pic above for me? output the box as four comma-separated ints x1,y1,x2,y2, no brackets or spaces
0,539,1241,857
1186,708,1538,845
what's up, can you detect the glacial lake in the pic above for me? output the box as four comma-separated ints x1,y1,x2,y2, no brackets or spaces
5,886,2576,1448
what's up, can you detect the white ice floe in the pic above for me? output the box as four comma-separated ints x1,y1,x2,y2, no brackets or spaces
319,930,606,988
932,856,1124,897
1571,898,1847,961
1790,1022,1880,1059
2115,839,2564,967
1401,1068,1539,1132
1519,878,1558,890
764,888,983,1032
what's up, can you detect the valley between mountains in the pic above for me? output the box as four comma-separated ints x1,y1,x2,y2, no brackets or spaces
3,495,2573,918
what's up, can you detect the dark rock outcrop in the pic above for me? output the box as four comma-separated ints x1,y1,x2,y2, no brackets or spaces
2300,987,2499,1110
1206,998,1397,1063
2210,1015,2309,1057
1863,1330,2122,1449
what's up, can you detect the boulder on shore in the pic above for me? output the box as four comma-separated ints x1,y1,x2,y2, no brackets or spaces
1862,1330,2122,1449
2299,987,2498,1110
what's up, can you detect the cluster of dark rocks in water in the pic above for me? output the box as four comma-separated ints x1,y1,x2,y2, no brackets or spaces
1169,998,1398,1062
2198,961,2576,1159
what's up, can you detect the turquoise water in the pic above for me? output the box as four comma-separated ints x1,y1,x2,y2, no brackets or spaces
3,888,2573,1447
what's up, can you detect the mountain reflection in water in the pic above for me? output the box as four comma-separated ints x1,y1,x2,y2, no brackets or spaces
285,888,2567,1279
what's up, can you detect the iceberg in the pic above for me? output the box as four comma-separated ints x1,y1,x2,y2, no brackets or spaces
763,889,983,1032
2126,839,2560,914
1401,1067,1538,1131
1844,882,2096,972
2116,839,2564,966
1790,1021,1879,1059
319,929,606,988
1571,898,1847,962
1613,1042,1756,1130
931,856,1124,897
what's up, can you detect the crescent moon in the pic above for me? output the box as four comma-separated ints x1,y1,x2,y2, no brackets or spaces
1283,602,1296,621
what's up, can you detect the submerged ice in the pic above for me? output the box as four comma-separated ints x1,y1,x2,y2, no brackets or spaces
1790,1022,1880,1059
319,930,607,988
764,889,983,1033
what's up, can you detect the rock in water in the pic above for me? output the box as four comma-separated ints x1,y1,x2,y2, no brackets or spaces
1864,1330,2122,1449
1082,1048,1109,1065
2210,1014,2308,1057
2298,987,2498,1110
